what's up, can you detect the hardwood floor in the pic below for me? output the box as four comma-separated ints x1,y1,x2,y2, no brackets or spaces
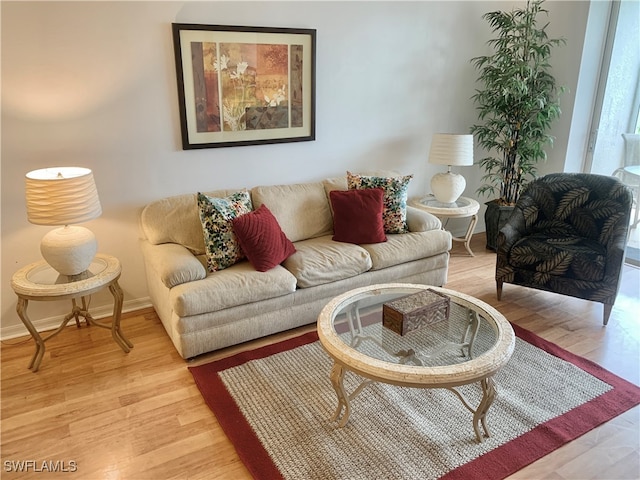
1,233,638,479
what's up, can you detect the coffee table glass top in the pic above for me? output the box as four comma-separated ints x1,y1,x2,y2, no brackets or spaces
318,284,515,387
331,286,497,368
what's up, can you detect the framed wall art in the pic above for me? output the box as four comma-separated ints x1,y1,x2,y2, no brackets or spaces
172,23,316,150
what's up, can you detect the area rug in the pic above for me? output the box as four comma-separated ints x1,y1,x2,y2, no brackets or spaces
189,324,640,480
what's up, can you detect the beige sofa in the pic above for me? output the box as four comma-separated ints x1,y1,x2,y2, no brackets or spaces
139,177,452,359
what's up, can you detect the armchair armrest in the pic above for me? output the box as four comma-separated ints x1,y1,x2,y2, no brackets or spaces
603,214,632,280
140,240,207,289
496,199,536,254
497,223,522,254
496,219,524,283
406,206,442,232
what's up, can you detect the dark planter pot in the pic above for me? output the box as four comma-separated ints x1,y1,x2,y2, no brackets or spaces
484,200,515,251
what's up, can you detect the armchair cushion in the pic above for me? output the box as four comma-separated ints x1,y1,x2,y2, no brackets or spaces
508,232,606,282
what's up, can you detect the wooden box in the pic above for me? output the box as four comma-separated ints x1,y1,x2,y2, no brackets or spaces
382,289,450,336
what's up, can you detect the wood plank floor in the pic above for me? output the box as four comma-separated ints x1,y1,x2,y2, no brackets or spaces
1,233,638,479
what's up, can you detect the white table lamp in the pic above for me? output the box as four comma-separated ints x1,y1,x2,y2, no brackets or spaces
25,167,102,276
428,134,474,204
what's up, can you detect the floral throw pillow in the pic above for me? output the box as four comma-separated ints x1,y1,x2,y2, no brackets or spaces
197,190,253,272
346,171,413,233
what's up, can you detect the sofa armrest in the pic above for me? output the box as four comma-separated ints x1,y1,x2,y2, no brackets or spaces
140,240,207,289
406,206,442,232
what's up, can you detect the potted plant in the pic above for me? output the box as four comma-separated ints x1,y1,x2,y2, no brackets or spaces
470,0,565,250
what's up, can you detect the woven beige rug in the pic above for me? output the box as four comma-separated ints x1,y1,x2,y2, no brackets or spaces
190,324,640,479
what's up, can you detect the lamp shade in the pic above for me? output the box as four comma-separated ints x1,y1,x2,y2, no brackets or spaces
25,167,102,225
428,134,474,167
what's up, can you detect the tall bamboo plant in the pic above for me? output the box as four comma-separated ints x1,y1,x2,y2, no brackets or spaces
471,0,565,206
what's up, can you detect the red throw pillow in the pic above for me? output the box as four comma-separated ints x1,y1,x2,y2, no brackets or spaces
232,204,296,272
330,188,387,244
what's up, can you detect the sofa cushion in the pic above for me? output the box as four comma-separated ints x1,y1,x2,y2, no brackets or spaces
347,171,413,234
170,262,297,317
233,205,296,272
140,189,238,255
197,190,253,272
330,188,387,244
283,235,372,288
251,182,333,243
361,229,452,270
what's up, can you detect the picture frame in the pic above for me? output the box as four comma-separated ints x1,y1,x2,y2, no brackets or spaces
172,23,316,150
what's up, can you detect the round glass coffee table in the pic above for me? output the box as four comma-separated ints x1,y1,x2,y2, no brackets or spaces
317,283,515,443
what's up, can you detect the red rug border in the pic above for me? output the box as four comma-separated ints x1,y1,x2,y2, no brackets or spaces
442,322,640,479
189,325,640,480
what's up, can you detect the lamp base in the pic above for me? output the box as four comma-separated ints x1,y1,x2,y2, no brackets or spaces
40,225,98,276
430,171,466,204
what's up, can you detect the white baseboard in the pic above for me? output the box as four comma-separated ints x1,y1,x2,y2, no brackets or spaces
0,297,153,340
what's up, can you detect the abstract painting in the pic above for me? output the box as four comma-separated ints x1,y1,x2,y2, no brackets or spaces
173,24,315,149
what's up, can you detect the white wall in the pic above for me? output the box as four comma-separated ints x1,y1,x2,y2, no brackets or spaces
0,1,590,337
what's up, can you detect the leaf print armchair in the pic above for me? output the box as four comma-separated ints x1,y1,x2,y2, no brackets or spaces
496,173,633,325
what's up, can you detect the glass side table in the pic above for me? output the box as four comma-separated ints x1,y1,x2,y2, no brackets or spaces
10,253,133,372
410,195,480,256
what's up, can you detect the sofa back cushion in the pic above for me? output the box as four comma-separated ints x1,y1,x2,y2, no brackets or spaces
251,182,333,243
323,176,348,197
140,189,237,255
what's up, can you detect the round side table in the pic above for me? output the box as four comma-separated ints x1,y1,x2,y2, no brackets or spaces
11,253,133,372
410,195,480,256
